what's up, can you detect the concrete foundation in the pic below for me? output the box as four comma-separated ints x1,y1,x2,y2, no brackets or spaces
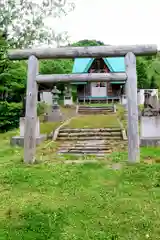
64,97,73,106
44,108,63,122
10,117,46,147
10,134,47,147
140,138,160,147
140,116,160,146
121,95,127,105
141,116,160,138
20,117,40,136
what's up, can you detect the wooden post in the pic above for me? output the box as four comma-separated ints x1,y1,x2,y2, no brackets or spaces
36,73,127,83
24,55,39,164
125,52,140,163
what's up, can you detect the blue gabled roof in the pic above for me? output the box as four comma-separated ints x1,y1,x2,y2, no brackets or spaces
72,57,125,73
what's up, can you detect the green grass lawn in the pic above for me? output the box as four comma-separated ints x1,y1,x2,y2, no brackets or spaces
1,107,160,239
0,130,160,239
39,106,77,135
40,122,61,134
64,114,121,129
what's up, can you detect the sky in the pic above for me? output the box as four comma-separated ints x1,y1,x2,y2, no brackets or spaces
46,0,160,48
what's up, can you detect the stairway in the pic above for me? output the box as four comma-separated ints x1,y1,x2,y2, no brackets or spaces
78,105,115,115
57,128,127,155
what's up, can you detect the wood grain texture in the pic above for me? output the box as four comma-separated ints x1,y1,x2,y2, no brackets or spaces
125,52,140,163
8,44,157,60
24,55,38,164
36,73,127,83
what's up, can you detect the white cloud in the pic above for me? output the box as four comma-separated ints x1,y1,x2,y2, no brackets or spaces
46,0,160,48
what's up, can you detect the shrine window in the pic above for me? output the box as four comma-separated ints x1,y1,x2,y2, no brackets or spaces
95,82,106,87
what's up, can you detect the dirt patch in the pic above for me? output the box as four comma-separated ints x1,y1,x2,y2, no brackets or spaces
144,157,155,164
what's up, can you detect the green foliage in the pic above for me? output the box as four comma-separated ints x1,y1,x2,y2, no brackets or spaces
0,101,22,132
70,39,105,47
141,54,160,89
37,102,49,116
136,58,150,89
72,86,77,102
40,59,73,77
150,76,158,89
0,0,75,48
0,33,27,102
0,1,76,132
0,101,51,132
40,59,73,93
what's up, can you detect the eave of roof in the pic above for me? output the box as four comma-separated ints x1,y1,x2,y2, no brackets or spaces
72,57,125,73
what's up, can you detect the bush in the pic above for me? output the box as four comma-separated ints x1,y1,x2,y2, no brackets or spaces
0,101,49,132
72,86,77,102
37,102,49,116
138,104,144,112
0,101,22,132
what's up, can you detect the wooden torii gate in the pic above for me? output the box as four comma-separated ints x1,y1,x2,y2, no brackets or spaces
8,44,158,164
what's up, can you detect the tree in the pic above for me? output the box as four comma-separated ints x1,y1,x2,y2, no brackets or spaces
0,31,10,100
40,59,73,93
150,76,158,89
70,39,105,47
136,58,150,89
0,0,75,101
0,0,75,48
0,31,27,102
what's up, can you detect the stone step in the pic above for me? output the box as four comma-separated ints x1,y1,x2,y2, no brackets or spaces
78,110,113,111
59,146,110,150
78,110,112,112
58,132,122,137
57,137,127,155
59,128,121,133
78,106,114,109
58,152,109,156
78,108,113,110
78,111,112,112
60,144,127,148
78,106,114,114
57,136,122,141
78,108,113,111
78,112,112,115
58,149,112,154
60,142,116,146
60,142,127,148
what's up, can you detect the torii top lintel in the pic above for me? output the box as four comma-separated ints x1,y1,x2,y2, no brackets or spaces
8,44,157,60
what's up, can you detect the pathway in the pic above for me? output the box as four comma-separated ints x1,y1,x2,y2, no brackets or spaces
56,105,127,156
